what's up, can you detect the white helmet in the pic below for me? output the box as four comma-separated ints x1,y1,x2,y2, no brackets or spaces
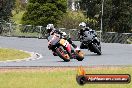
46,24,54,30
46,24,54,33
79,22,86,28
62,32,67,36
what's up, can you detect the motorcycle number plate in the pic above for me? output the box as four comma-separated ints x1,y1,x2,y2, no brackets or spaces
59,39,69,47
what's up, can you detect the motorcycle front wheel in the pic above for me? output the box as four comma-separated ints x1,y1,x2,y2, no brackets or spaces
92,43,102,55
56,46,70,62
75,50,84,61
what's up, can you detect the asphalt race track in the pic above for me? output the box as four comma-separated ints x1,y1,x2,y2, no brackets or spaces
0,36,132,67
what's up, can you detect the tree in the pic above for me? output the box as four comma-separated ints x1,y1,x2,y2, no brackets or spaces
14,0,27,13
80,0,132,33
0,0,15,21
107,0,132,32
22,0,67,26
79,0,101,30
80,0,101,18
58,11,86,29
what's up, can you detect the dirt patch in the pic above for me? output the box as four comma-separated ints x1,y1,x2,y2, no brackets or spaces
0,67,77,73
0,66,131,73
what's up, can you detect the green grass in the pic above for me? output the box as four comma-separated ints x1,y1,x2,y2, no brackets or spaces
10,10,40,37
0,48,31,61
0,67,131,88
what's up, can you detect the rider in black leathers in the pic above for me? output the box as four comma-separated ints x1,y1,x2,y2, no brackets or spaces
78,22,100,49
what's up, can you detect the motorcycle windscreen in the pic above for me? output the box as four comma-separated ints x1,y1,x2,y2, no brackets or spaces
48,35,60,45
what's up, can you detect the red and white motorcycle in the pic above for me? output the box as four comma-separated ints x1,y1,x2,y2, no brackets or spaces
48,33,84,62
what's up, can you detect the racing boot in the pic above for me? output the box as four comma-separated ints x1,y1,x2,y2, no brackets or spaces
75,47,84,58
52,51,58,56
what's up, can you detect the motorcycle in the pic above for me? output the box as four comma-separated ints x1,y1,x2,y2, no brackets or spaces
79,30,102,55
48,33,84,62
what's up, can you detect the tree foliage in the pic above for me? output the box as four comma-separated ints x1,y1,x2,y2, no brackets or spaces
57,10,98,29
0,0,15,21
58,11,86,29
14,0,27,14
80,0,132,33
106,0,132,33
80,0,101,18
22,0,67,26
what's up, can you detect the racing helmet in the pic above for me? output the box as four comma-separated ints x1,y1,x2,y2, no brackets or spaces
62,32,67,37
46,24,54,33
79,22,86,28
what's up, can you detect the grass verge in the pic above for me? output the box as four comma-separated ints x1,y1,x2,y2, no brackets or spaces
0,67,131,88
0,48,31,61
